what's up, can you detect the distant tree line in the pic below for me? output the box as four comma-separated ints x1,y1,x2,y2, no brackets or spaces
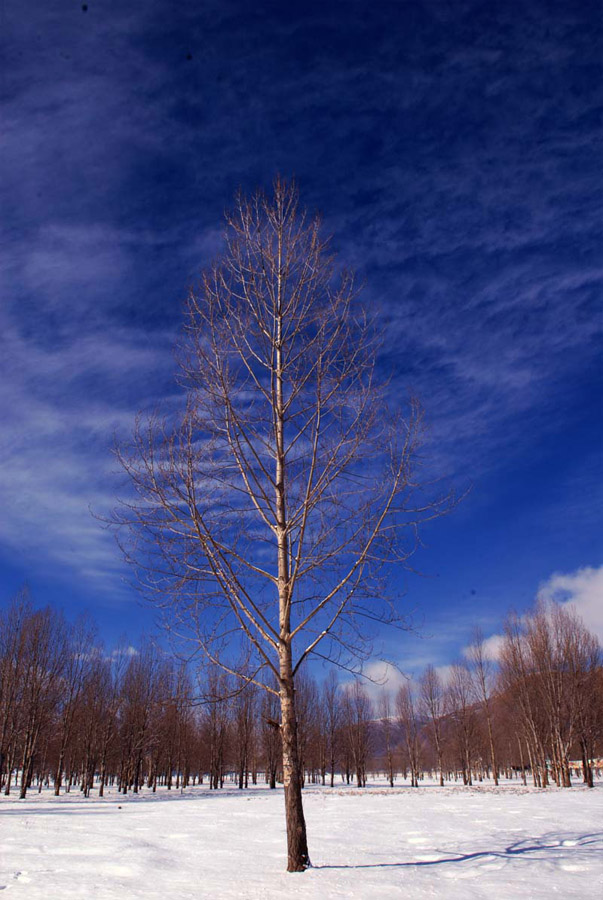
0,592,601,799
380,602,602,790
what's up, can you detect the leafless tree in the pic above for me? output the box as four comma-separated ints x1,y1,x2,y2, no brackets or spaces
233,677,257,790
571,630,602,787
260,683,282,789
341,680,372,787
499,600,602,789
0,591,30,793
17,608,66,798
201,665,231,790
117,642,162,795
378,690,396,787
312,692,328,785
419,664,445,786
526,603,576,787
396,682,421,787
467,628,499,785
446,662,476,785
322,670,341,787
114,178,450,870
97,648,125,797
498,612,548,786
294,668,318,786
53,618,95,795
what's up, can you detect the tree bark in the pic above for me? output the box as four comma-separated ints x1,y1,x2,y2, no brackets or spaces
279,654,310,872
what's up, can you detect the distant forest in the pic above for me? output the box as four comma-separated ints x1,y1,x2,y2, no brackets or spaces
1,592,601,800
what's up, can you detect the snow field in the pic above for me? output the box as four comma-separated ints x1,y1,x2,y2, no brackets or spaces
1,780,602,899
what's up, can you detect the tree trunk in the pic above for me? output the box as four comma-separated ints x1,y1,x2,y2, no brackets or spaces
485,714,499,786
279,666,310,872
580,739,594,788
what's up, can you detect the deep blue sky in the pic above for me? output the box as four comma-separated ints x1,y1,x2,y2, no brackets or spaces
1,0,601,672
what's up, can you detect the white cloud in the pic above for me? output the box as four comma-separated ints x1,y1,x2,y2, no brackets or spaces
538,565,603,642
111,645,139,659
457,565,603,664
434,664,455,687
461,632,505,663
0,315,176,591
343,660,409,704
480,633,505,661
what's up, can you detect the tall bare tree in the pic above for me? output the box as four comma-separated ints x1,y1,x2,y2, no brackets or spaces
233,678,257,790
341,680,372,787
419,664,445,786
446,662,476,785
570,627,602,787
322,670,341,788
53,618,95,795
260,682,282,789
0,591,30,793
499,600,602,789
378,689,396,787
467,628,499,785
115,178,449,871
396,682,421,787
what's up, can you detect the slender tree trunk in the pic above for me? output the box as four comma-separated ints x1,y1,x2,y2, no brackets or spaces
279,653,310,872
274,266,310,872
517,735,527,787
485,714,498,786
54,746,66,796
580,739,594,788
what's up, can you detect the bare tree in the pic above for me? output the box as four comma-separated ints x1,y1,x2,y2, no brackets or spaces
199,665,230,790
446,662,476,785
396,682,421,787
17,608,66,798
499,600,602,789
322,670,341,788
419,665,445,786
378,690,396,787
53,618,95,795
341,680,372,787
294,668,318,786
260,683,281,789
571,628,602,787
95,650,124,798
467,628,499,785
0,591,30,794
233,678,257,790
499,612,550,787
117,642,162,795
115,178,449,871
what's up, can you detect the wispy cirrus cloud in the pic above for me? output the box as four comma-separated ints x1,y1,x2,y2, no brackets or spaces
1,0,600,628
0,314,176,588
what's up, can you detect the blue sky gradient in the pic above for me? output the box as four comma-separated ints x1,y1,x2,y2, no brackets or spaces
1,0,601,670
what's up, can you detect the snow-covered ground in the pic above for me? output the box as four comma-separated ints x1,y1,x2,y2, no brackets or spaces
1,779,602,899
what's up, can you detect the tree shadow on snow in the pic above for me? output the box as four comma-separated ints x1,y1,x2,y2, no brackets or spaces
314,831,603,870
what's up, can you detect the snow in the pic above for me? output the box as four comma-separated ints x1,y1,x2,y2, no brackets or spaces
1,779,602,898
